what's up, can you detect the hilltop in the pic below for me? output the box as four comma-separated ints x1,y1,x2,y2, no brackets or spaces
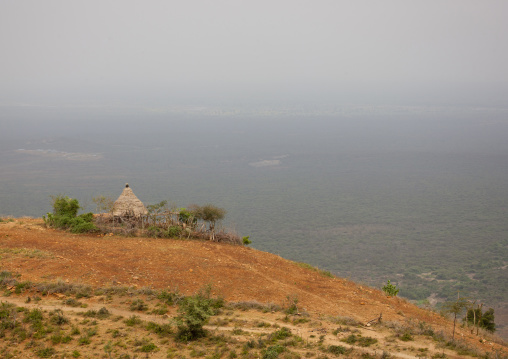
0,217,506,358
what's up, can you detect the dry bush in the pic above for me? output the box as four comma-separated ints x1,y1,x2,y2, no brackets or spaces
383,319,435,339
94,212,144,236
226,301,282,312
34,280,93,297
94,212,242,244
214,230,242,245
330,316,362,327
0,270,18,287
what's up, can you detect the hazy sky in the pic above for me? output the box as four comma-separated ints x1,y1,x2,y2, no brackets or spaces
1,1,507,106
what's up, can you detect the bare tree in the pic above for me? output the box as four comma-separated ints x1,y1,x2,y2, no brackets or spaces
92,195,114,214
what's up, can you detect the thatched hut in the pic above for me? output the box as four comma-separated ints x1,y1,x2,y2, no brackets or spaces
112,183,148,218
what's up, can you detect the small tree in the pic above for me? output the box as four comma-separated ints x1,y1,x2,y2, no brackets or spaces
190,204,226,240
178,208,197,228
443,295,469,341
466,306,496,333
481,308,496,333
382,280,399,297
147,200,168,227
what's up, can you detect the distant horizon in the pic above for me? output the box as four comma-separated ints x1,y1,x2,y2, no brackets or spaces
2,91,508,113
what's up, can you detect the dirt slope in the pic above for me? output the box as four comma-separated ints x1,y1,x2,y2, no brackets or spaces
0,217,506,357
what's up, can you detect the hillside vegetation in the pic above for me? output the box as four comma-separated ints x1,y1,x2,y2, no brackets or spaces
0,218,506,358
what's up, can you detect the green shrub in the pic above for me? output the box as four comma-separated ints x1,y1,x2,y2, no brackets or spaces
36,347,56,358
167,225,182,237
0,302,18,331
50,309,69,325
44,195,97,233
130,299,148,311
125,315,142,326
358,336,378,347
284,294,299,314
269,327,292,342
262,344,285,359
328,345,347,355
78,335,91,345
24,308,43,323
50,333,63,344
382,280,399,297
342,334,358,344
98,307,110,318
341,334,378,347
147,225,164,238
179,208,197,228
83,307,110,319
14,281,32,294
70,216,97,233
146,321,172,337
52,195,80,217
242,236,252,245
139,342,158,352
466,307,496,333
175,286,219,341
400,332,413,341
157,289,184,305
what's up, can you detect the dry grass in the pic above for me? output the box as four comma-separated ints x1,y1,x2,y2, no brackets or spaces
0,248,53,258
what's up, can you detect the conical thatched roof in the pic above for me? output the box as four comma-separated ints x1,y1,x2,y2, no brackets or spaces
112,183,148,217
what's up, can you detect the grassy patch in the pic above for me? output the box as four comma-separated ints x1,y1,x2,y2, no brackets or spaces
0,248,53,258
82,307,110,319
226,301,281,313
295,262,334,278
125,315,142,327
328,345,348,355
341,334,378,347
